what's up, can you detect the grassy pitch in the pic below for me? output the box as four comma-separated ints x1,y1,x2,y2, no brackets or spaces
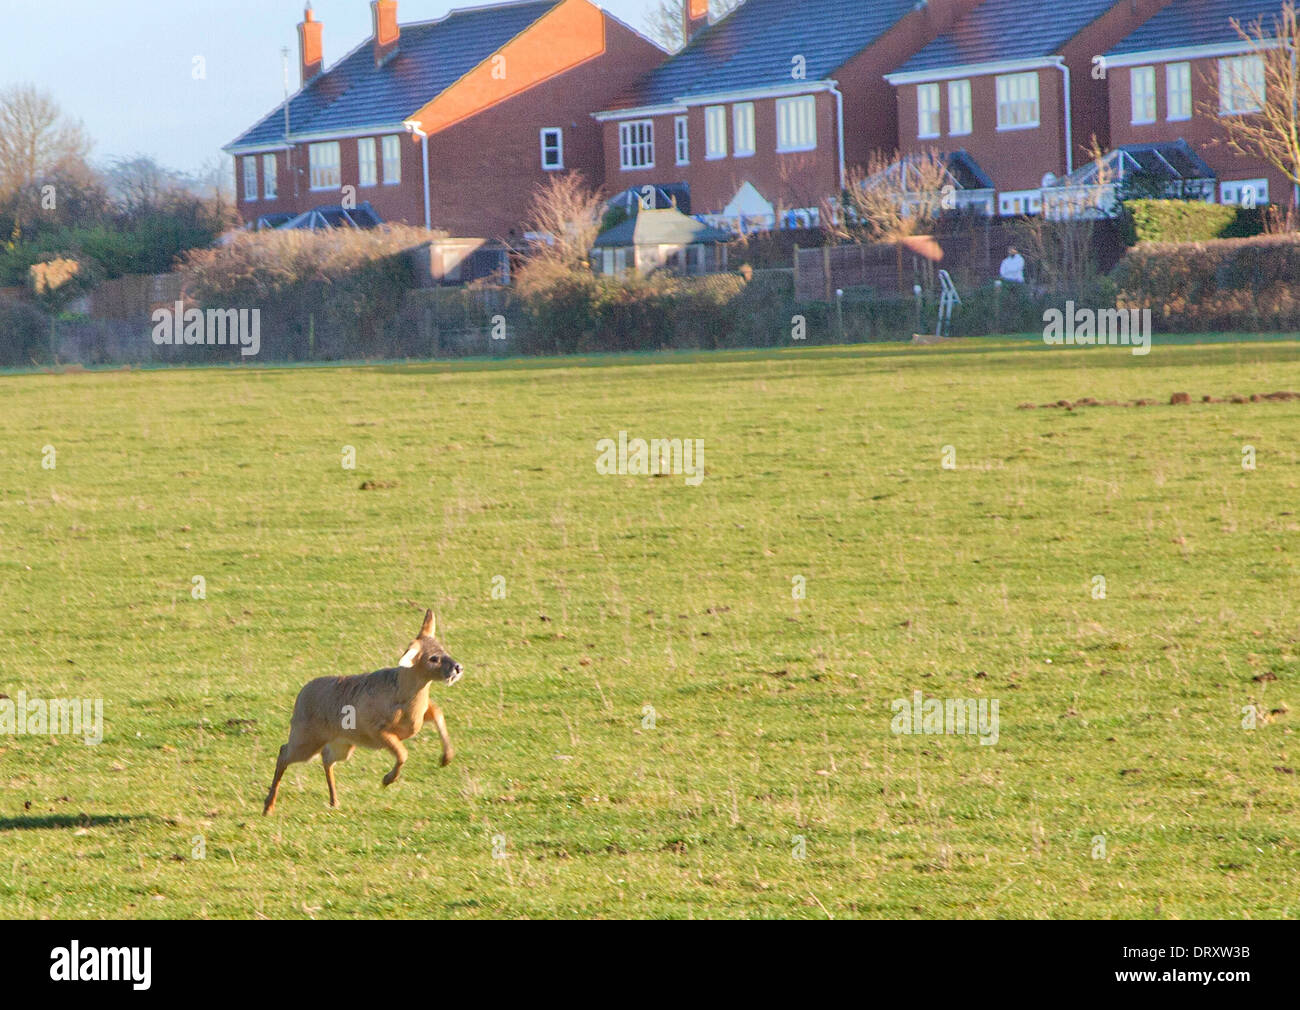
0,336,1297,918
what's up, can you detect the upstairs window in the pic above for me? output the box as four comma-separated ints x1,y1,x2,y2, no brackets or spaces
733,103,755,157
948,79,972,136
675,115,690,165
917,83,940,138
262,154,277,199
776,95,817,152
1219,54,1264,114
619,120,655,170
1166,62,1192,121
540,127,563,170
705,105,727,159
996,72,1039,130
242,156,258,201
309,141,341,191
1131,66,1157,124
382,135,401,185
358,138,378,187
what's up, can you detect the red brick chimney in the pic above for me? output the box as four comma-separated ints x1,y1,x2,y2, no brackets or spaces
298,4,324,87
372,0,400,67
683,0,709,47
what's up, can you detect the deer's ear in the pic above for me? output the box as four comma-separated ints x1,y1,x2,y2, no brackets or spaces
397,642,422,668
419,609,436,638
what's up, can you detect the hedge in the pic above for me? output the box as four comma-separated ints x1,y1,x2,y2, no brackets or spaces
1121,199,1262,244
1111,233,1300,332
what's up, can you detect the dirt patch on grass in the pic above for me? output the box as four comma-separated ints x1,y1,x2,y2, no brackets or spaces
1019,391,1300,410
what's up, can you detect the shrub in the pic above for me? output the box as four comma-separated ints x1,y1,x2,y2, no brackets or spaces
1121,199,1249,245
1111,233,1300,331
0,299,52,367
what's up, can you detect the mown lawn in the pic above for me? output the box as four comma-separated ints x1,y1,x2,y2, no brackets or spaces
0,335,1297,919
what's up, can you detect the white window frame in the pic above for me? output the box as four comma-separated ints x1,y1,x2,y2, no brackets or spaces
998,189,1042,216
619,119,655,171
309,141,341,191
242,156,258,201
705,105,728,159
1219,54,1264,115
1130,66,1157,125
917,83,941,138
733,102,755,157
1166,62,1192,122
262,153,277,200
948,79,972,136
358,137,378,188
1221,178,1269,206
995,72,1039,131
540,127,564,170
674,115,690,166
776,95,817,153
382,135,401,185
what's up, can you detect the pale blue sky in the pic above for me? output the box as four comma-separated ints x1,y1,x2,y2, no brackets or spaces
0,0,660,175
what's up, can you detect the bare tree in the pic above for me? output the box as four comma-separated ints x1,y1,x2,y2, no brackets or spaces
1019,138,1115,293
0,85,92,196
823,149,953,244
645,0,742,51
521,171,606,271
1203,1,1300,213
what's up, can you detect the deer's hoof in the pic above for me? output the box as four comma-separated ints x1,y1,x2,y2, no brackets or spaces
441,751,454,767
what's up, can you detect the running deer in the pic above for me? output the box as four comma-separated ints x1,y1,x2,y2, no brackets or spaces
263,609,463,814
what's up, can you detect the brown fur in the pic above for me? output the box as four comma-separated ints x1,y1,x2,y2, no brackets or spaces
263,609,463,814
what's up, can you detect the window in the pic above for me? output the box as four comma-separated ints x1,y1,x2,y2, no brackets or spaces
776,95,817,152
358,138,378,187
1129,66,1156,124
948,79,972,136
1220,55,1264,114
619,120,655,170
309,141,341,190
262,154,277,199
705,105,727,159
242,156,258,201
733,103,755,157
540,127,563,170
917,83,940,138
675,115,690,165
382,135,401,185
1221,178,1269,206
998,190,1042,216
1166,62,1191,121
996,72,1039,130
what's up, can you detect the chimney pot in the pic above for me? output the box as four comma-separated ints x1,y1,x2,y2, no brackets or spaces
682,0,709,48
298,4,324,87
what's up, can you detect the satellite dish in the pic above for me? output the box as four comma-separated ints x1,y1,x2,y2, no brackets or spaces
1041,172,1058,188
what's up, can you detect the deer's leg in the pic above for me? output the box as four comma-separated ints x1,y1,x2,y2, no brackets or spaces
264,733,323,815
321,742,354,809
379,732,408,787
425,702,454,767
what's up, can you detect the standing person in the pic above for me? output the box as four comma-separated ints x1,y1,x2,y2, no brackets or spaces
999,245,1026,284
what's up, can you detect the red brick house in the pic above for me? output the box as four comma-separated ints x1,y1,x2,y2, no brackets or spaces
593,0,983,231
885,0,1174,215
224,0,664,239
1104,0,1296,209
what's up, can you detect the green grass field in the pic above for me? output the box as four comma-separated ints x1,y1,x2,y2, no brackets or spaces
1,335,1297,919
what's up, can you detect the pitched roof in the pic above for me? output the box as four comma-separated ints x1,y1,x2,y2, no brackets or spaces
893,0,1121,76
1107,0,1285,56
610,0,918,109
593,207,733,247
227,0,561,150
